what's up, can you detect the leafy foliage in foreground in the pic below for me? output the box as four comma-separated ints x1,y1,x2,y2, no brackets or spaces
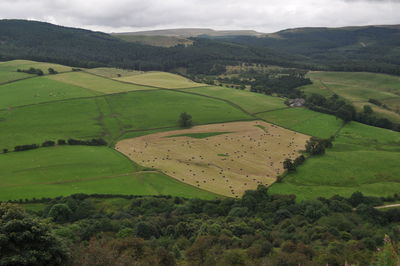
10,187,400,265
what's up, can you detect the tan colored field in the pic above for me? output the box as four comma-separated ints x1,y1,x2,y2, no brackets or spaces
114,71,205,89
116,121,309,197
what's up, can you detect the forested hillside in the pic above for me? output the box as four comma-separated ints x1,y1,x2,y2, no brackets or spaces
0,20,298,74
3,20,400,76
209,25,400,75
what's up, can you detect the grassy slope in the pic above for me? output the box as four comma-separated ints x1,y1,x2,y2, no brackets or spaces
85,68,143,78
256,108,343,138
0,59,73,73
106,90,253,133
47,71,155,93
270,122,400,201
304,71,400,122
0,88,253,149
0,146,217,200
185,86,287,114
115,71,205,89
0,98,103,150
0,77,95,108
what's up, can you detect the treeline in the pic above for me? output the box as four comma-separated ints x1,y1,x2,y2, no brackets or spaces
305,93,400,131
210,26,400,76
3,187,400,265
216,68,311,98
17,67,43,75
2,138,107,153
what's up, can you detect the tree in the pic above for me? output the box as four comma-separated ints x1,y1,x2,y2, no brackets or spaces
283,158,296,172
363,105,373,115
294,155,306,166
48,68,58,74
178,112,192,128
336,104,356,122
47,203,72,222
305,137,326,155
0,203,69,265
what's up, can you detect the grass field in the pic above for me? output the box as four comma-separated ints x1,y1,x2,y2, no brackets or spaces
256,108,343,138
185,86,287,114
0,98,103,150
269,121,400,201
0,59,73,73
105,89,254,133
0,77,95,108
47,71,155,94
115,71,205,89
84,67,143,78
304,71,400,122
0,88,253,150
116,121,309,197
0,146,218,200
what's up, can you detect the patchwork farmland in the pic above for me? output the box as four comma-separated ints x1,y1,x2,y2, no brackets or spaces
0,59,399,202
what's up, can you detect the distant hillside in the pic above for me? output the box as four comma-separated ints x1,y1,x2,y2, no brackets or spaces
211,25,400,74
115,28,264,37
0,20,299,74
1,20,400,75
112,28,264,47
111,34,194,47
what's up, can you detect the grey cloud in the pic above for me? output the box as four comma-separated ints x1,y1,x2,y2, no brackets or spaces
0,0,399,33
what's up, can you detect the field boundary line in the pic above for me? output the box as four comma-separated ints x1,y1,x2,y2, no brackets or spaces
0,69,76,87
82,70,212,90
168,88,255,117
252,107,291,115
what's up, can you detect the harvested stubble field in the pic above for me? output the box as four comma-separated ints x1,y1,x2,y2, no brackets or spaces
116,121,309,197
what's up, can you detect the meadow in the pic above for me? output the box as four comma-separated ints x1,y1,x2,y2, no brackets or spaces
1,59,400,202
304,71,400,122
269,121,400,201
0,59,73,74
48,71,155,94
84,67,143,78
256,107,343,138
0,98,103,150
0,77,94,108
105,89,254,133
115,71,205,89
0,146,217,200
185,86,287,114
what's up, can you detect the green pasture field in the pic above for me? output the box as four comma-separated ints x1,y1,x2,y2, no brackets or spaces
256,107,343,138
304,71,400,122
0,59,73,73
269,121,400,201
0,77,95,108
0,98,103,150
115,71,205,89
0,89,253,150
185,86,287,114
105,89,254,132
47,71,155,94
0,71,31,84
84,67,143,79
0,146,218,201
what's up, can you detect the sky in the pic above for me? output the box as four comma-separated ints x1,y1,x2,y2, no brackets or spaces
0,0,400,33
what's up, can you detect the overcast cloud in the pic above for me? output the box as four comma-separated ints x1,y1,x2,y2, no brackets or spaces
0,0,399,33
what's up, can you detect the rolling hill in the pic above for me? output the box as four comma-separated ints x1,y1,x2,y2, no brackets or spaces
1,59,400,203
